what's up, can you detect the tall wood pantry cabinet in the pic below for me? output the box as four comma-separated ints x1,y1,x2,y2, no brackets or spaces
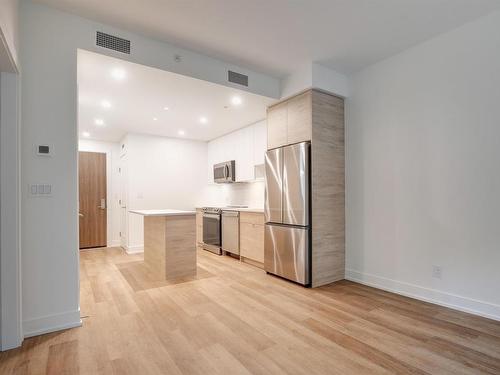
266,89,345,287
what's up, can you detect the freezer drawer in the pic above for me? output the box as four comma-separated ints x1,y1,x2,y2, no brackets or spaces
264,224,310,285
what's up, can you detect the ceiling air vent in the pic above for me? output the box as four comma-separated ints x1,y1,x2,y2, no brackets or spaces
228,70,248,87
96,31,131,54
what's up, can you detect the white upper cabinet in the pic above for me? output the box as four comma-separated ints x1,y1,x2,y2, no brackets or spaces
252,120,267,166
235,126,254,182
207,120,267,183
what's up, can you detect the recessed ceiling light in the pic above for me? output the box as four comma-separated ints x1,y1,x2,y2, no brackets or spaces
163,106,169,111
82,131,90,138
178,130,185,136
199,116,208,124
101,100,112,109
231,96,242,106
111,68,126,81
153,117,158,121
95,118,105,126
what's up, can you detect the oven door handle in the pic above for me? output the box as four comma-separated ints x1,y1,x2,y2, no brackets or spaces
203,213,221,220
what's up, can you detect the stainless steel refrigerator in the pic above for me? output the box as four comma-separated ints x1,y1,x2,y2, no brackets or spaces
264,141,310,286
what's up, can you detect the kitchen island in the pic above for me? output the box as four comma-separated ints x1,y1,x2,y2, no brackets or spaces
130,209,197,280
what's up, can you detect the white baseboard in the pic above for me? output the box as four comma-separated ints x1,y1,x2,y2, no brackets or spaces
125,244,144,254
23,309,82,338
109,239,121,247
346,269,500,322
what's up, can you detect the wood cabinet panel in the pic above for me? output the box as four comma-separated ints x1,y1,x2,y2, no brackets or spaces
287,91,312,144
240,222,264,263
196,209,203,244
267,101,288,149
240,212,264,225
311,90,345,287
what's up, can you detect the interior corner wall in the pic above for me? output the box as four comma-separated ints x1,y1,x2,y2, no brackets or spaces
19,1,280,337
0,0,19,69
280,63,313,99
346,10,500,320
280,63,350,100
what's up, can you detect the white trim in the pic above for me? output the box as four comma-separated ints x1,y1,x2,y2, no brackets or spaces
23,309,82,338
124,245,144,254
346,269,500,321
109,239,121,247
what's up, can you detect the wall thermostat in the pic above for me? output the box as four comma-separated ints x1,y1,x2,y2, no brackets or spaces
36,144,51,156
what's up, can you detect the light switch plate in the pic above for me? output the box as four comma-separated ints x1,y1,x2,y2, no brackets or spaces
29,184,52,197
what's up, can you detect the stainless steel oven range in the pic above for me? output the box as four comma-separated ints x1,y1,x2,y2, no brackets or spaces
202,207,222,255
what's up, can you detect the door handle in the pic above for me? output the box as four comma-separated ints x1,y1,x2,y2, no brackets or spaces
79,212,84,217
98,198,106,209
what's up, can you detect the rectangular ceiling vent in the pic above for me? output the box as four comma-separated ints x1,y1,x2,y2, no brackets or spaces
228,70,248,87
96,31,131,54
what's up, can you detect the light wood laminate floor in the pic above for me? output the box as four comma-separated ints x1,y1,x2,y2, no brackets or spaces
1,247,500,374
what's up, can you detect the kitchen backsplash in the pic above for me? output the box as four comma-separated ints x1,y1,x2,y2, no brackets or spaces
200,180,265,208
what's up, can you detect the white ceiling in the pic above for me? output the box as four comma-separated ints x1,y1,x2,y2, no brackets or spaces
77,50,274,142
37,0,500,77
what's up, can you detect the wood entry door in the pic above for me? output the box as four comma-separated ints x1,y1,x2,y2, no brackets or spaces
79,151,107,248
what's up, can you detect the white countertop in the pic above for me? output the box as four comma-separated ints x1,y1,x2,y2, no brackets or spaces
196,207,264,214
129,209,196,216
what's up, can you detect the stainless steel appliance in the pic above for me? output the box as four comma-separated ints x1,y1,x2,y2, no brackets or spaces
221,210,240,255
202,207,222,255
264,142,311,286
213,160,235,183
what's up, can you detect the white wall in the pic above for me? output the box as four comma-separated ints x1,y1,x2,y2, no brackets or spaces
78,140,121,247
19,1,279,338
124,133,208,251
0,72,22,350
346,11,500,320
0,0,19,70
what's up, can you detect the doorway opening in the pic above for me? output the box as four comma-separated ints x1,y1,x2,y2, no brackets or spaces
76,48,274,256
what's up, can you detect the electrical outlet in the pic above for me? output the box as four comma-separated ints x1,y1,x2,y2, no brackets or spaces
432,265,442,279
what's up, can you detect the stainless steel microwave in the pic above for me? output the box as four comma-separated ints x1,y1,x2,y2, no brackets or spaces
214,160,235,183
